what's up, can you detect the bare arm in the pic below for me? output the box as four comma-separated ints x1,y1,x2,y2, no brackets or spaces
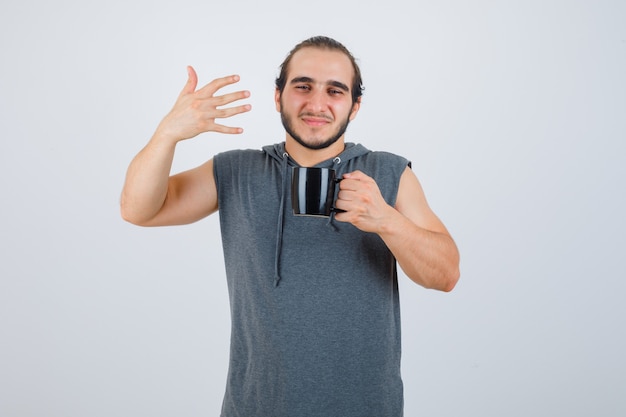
120,66,251,226
334,168,460,291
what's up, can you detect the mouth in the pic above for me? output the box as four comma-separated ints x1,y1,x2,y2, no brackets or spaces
300,114,333,127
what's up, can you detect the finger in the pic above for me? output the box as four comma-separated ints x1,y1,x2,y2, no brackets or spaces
180,65,198,96
338,177,360,192
196,74,242,97
341,170,368,180
210,122,245,135
212,103,252,119
212,90,251,109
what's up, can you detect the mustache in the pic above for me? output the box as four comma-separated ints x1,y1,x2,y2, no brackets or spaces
299,112,333,121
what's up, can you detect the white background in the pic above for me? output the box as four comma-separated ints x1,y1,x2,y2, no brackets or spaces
1,0,624,416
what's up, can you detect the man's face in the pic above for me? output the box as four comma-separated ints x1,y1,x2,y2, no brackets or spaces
275,47,360,150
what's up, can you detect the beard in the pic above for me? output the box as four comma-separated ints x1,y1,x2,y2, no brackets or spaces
280,108,351,151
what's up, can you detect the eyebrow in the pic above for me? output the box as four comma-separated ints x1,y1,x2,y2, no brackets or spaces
290,76,350,93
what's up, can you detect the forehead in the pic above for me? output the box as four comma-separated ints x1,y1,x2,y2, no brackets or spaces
287,47,354,86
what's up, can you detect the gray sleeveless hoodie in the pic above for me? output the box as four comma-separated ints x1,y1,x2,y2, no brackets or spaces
213,142,409,417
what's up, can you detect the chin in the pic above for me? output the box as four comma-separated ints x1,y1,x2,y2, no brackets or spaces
282,113,349,151
298,137,340,150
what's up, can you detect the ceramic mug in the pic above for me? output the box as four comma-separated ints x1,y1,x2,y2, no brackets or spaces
291,167,343,217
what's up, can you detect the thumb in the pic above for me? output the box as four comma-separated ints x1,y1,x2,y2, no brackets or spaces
180,65,198,96
342,170,362,179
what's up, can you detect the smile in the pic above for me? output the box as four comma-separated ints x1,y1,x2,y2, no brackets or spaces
301,115,332,127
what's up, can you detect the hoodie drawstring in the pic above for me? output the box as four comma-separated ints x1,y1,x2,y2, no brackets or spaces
274,152,290,286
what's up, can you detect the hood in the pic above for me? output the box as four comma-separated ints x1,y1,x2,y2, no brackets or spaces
262,141,370,167
262,142,371,286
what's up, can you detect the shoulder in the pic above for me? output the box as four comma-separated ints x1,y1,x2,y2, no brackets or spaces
213,147,284,191
213,148,267,175
349,149,411,183
346,144,411,170
214,148,265,165
365,150,411,169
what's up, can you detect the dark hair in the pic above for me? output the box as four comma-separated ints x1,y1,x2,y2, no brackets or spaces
275,36,364,104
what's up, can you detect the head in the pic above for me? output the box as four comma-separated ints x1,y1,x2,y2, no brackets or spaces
275,36,364,105
275,36,364,151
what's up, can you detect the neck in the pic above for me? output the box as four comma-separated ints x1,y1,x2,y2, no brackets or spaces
284,137,346,167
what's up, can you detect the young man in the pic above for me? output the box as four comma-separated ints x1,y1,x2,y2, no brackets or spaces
121,36,459,417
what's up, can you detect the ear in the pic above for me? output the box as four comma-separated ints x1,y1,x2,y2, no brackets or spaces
274,89,282,112
349,97,361,121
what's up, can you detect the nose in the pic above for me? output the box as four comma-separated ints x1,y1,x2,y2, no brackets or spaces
305,88,328,113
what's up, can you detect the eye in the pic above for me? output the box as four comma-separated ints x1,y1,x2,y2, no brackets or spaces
295,85,311,91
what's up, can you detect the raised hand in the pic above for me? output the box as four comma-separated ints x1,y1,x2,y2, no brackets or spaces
155,66,252,144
